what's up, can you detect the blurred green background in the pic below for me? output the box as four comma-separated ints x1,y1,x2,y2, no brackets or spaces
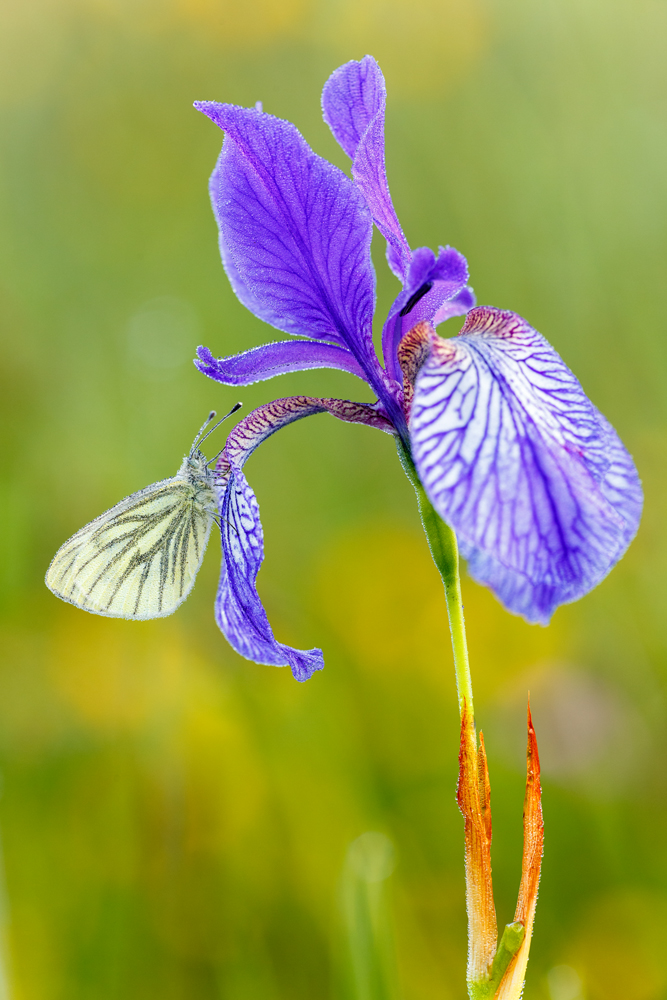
1,0,666,997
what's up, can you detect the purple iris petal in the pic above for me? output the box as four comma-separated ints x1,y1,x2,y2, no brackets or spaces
432,286,476,326
594,410,644,537
216,396,394,680
217,461,324,681
194,101,379,377
409,307,642,624
195,339,368,386
320,55,383,159
399,246,469,315
381,245,470,381
322,56,411,280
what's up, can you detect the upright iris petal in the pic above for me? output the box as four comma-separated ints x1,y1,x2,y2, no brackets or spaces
194,101,380,380
408,308,643,623
322,55,411,280
322,56,474,381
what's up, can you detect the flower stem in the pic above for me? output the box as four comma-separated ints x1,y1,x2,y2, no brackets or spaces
399,444,543,1000
397,444,474,718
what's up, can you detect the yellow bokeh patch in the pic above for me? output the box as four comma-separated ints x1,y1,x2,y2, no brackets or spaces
315,523,454,681
321,0,488,96
169,0,311,47
48,615,195,732
314,522,566,701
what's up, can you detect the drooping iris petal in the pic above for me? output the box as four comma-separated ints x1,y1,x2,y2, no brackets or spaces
216,396,394,680
195,339,368,386
409,307,642,624
594,410,644,538
217,460,322,680
195,101,379,377
322,56,411,280
381,246,470,381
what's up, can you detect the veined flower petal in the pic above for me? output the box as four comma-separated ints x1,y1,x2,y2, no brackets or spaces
322,56,411,280
217,460,323,681
409,307,643,624
194,101,379,378
216,396,393,681
195,339,368,386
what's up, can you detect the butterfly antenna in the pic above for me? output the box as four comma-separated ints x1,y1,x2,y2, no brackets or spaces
192,410,217,450
192,402,242,453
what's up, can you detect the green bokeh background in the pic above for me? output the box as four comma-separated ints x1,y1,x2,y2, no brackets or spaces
1,0,666,997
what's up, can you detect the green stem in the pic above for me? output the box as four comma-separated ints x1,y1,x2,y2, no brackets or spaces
397,443,474,719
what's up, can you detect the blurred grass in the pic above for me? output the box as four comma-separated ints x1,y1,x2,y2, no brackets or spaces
1,0,666,997
339,832,399,1000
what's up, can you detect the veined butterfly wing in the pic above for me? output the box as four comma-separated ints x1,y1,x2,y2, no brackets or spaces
45,459,217,620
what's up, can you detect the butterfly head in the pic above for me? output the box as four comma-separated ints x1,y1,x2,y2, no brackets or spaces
183,404,242,483
184,449,212,479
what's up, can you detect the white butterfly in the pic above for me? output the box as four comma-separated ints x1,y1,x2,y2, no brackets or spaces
45,406,240,620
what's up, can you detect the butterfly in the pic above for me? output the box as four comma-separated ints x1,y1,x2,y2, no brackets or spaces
45,405,241,620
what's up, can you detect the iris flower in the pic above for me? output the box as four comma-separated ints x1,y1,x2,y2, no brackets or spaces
193,56,642,682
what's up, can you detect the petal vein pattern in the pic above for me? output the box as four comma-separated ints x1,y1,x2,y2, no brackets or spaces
216,397,394,680
195,102,378,373
410,308,642,623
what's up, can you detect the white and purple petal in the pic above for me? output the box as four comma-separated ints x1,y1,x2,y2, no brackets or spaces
216,397,394,680
409,308,642,624
321,56,411,280
195,339,368,386
217,461,323,680
195,101,380,380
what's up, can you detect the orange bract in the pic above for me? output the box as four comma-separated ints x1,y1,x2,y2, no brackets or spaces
457,702,544,1000
495,706,544,1000
457,704,497,983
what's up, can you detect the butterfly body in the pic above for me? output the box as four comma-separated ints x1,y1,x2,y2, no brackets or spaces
45,410,239,620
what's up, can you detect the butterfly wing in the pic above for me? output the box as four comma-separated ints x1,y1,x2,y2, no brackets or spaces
45,476,216,619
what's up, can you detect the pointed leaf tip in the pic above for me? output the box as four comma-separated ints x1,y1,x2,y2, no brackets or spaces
493,704,544,1000
457,706,498,986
